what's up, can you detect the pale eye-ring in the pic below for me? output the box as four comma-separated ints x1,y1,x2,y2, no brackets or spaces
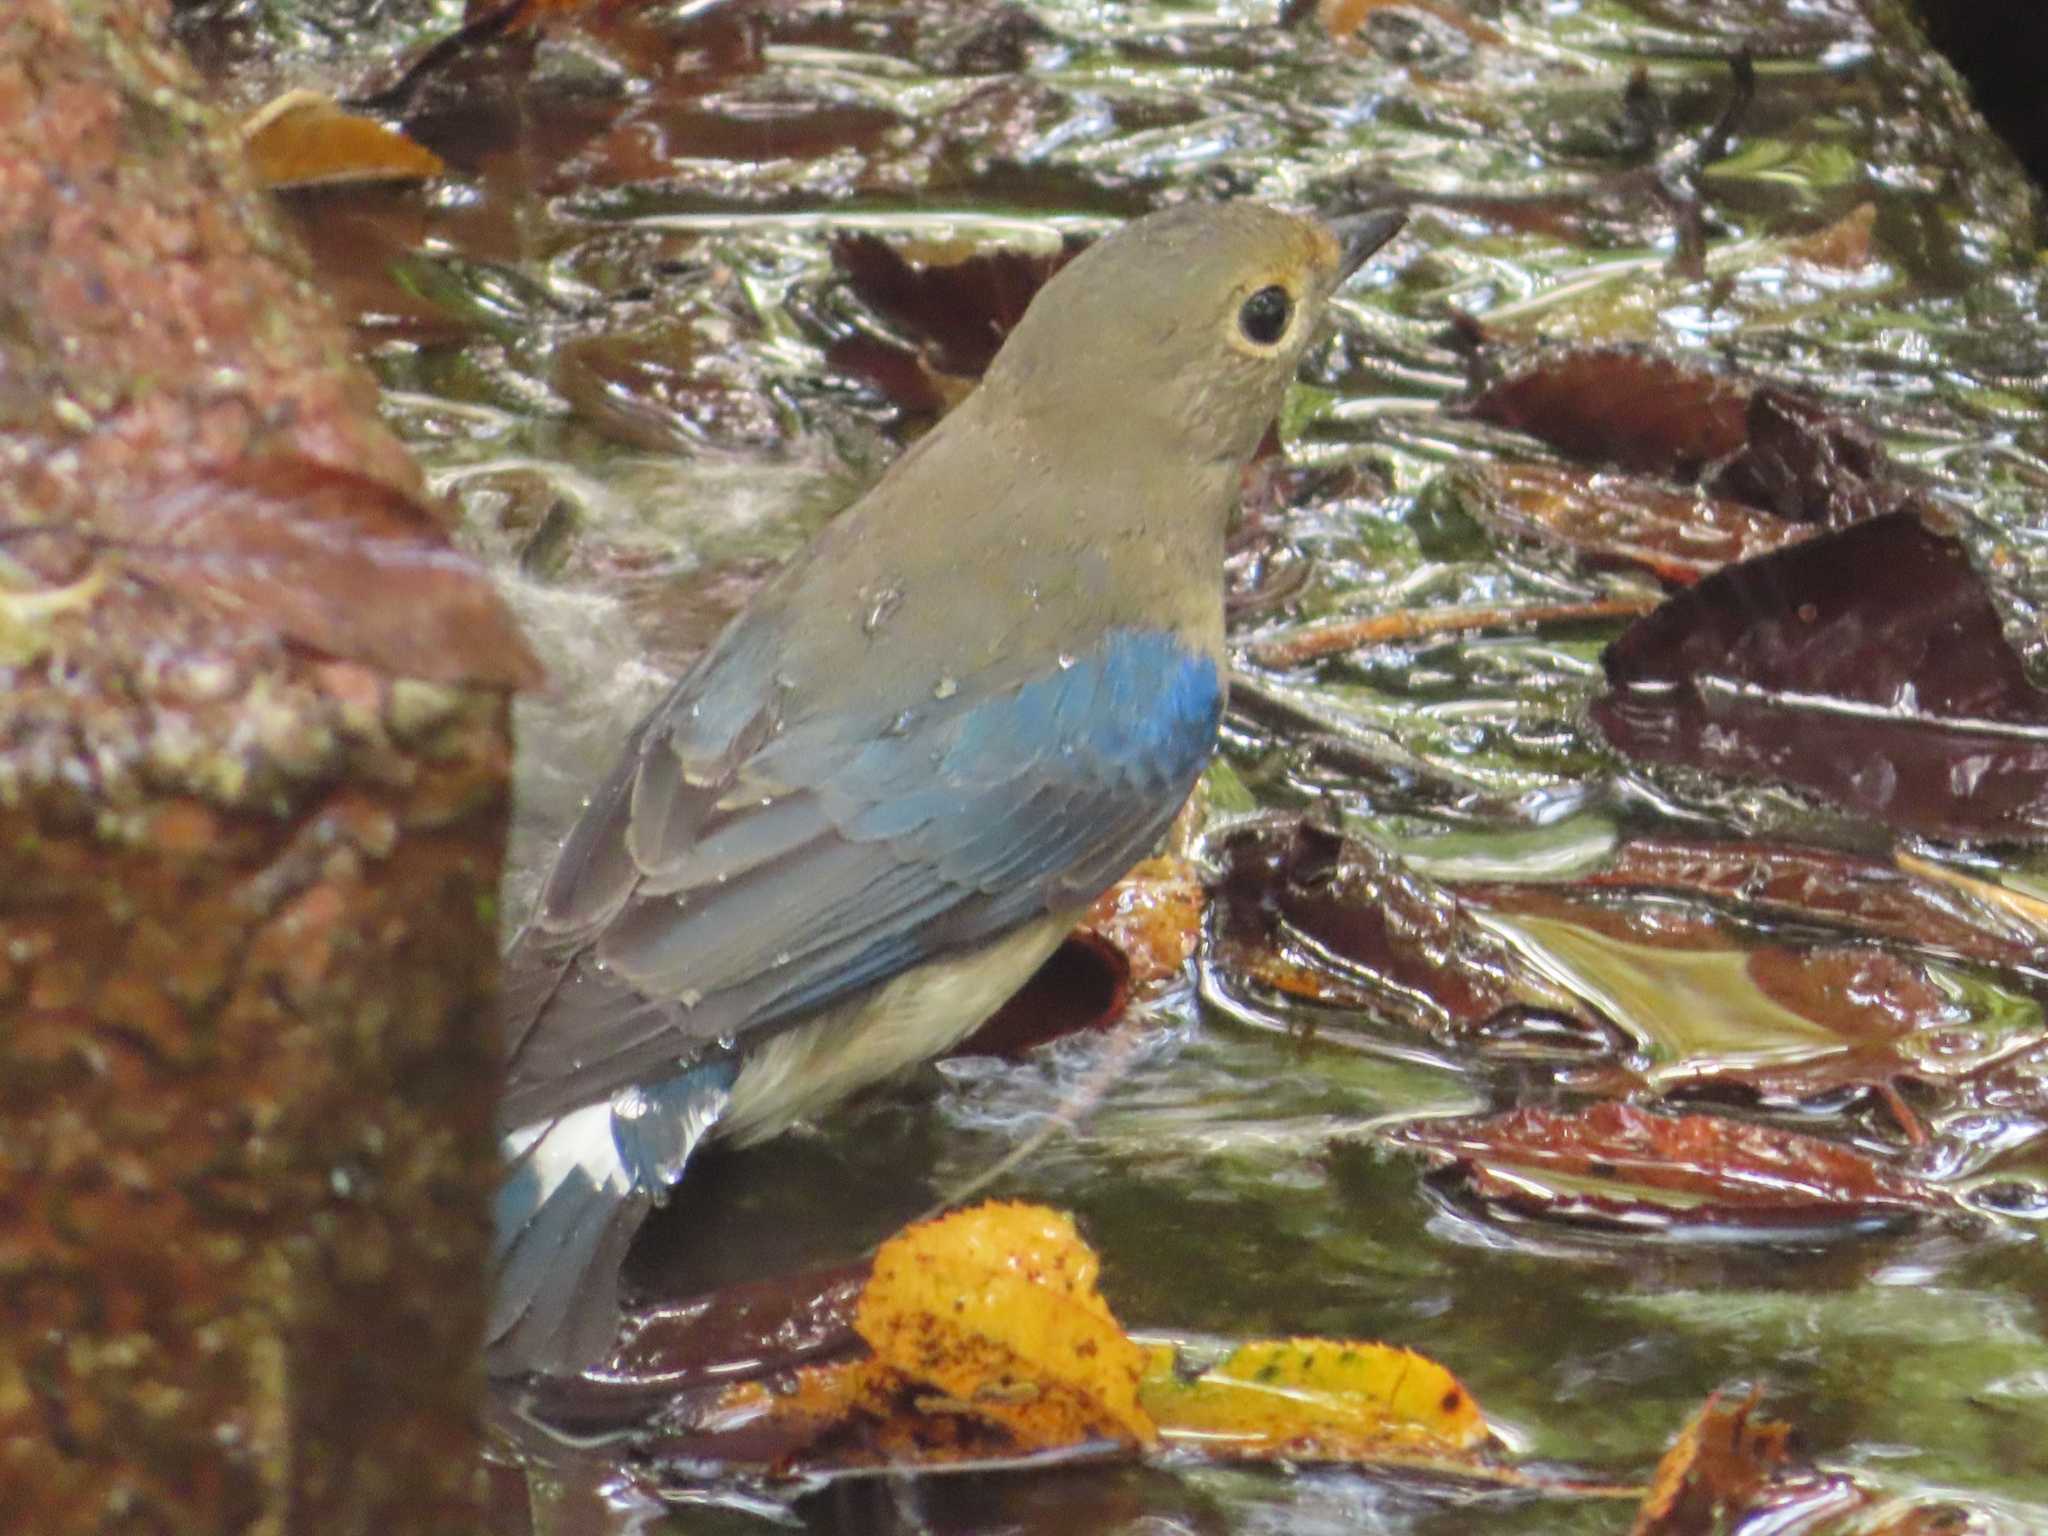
1237,285,1293,346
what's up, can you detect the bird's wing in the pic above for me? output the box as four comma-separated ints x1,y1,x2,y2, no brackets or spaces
499,625,1221,1128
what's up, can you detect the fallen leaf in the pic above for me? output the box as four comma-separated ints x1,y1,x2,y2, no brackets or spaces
1783,201,1877,270
1593,512,2048,841
1388,1103,1944,1234
1631,1387,1796,1536
1463,462,1812,585
1084,855,1207,989
957,856,1203,1057
1140,1336,1492,1463
1583,837,2045,969
109,458,543,689
1461,348,1931,536
1461,347,1753,481
517,1263,868,1440
1705,387,1921,529
956,930,1129,1059
242,90,444,190
829,233,1082,412
1210,821,1575,1034
1317,0,1503,47
855,1202,1156,1450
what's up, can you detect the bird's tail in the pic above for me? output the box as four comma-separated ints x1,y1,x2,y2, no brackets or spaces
487,1067,735,1378
488,1102,650,1378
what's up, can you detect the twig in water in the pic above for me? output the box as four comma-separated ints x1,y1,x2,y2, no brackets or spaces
1246,593,1660,669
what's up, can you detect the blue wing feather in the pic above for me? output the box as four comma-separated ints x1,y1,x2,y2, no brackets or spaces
501,628,1221,1127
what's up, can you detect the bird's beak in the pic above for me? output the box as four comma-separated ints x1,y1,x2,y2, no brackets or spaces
1331,207,1407,280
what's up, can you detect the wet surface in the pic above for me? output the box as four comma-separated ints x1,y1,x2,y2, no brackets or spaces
187,0,2048,1528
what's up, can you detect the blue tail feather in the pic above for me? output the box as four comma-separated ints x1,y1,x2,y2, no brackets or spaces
487,1065,734,1378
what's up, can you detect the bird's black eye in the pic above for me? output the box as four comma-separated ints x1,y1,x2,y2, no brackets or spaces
1237,285,1293,346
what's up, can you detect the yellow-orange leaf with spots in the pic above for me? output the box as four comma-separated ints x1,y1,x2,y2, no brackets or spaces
1140,1337,1491,1462
855,1201,1155,1450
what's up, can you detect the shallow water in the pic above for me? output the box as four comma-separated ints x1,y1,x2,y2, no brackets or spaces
213,0,2048,1526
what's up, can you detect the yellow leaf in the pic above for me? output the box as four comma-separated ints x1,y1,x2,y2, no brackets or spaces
242,90,444,191
856,1202,1156,1450
1140,1337,1491,1462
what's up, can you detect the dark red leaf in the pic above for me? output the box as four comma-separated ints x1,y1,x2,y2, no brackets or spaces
1461,346,1753,481
1211,821,1552,1033
1387,1102,1943,1232
1705,387,1921,529
831,232,1083,382
1463,350,1939,547
957,856,1201,1057
520,1263,869,1436
112,458,543,688
1593,512,2048,841
825,334,952,416
956,930,1130,1058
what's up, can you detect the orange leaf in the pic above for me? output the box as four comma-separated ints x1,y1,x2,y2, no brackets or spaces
855,1202,1156,1451
242,91,444,190
1632,1387,1796,1535
111,458,543,689
1082,855,1205,990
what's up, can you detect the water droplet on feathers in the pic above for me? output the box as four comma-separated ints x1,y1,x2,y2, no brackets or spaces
861,584,903,635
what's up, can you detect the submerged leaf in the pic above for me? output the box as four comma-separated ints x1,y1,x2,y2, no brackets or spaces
1631,1387,1798,1536
1594,512,2048,841
959,856,1202,1057
1462,350,1930,539
1140,1336,1492,1464
855,1202,1155,1450
1581,837,2046,968
1463,462,1811,585
1467,905,1861,1072
1388,1102,1944,1234
1462,347,1752,480
829,233,1082,412
1705,387,1922,529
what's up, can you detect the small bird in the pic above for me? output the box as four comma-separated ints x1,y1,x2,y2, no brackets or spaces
489,200,1406,1376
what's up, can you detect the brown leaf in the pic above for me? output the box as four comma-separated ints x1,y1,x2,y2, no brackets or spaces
1211,821,1562,1032
110,459,543,689
1318,0,1504,46
1784,201,1877,270
1462,347,1753,481
1466,462,1812,585
242,91,444,190
956,930,1129,1059
1631,1387,1796,1536
521,1263,869,1439
1581,838,2045,969
1387,1103,1944,1234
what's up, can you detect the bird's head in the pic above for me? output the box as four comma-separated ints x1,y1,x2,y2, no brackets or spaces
982,200,1404,470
